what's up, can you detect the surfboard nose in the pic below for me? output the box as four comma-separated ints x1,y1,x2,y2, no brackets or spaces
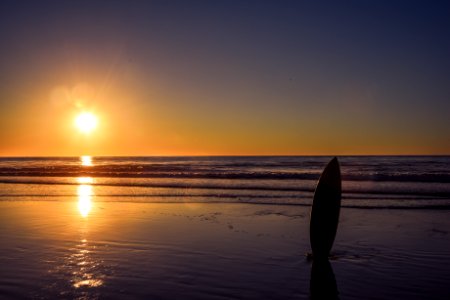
330,157,338,167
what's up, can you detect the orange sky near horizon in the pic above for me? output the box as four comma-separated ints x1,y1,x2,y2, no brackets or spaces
1,78,448,157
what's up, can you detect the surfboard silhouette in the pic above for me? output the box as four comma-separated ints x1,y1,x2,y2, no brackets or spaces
309,157,341,259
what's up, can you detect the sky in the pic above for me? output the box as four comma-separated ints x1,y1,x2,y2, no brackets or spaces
0,0,449,156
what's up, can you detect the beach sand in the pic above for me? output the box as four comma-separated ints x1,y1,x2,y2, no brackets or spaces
1,201,449,299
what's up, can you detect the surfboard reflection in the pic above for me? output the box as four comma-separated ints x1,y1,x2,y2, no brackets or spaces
310,259,339,300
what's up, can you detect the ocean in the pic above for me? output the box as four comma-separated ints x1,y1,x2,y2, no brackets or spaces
1,156,449,209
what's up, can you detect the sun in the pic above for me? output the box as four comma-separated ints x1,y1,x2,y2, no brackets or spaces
75,112,98,134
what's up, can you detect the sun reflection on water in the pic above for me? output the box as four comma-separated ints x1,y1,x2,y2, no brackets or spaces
71,178,105,290
77,178,93,218
70,239,104,289
80,155,93,166
77,177,94,184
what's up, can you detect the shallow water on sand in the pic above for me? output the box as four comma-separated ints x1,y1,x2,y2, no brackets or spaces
1,201,449,299
1,202,310,299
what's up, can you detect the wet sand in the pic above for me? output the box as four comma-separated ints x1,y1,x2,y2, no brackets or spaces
0,200,449,299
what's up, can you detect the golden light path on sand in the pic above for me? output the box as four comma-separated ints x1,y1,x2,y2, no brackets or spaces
78,156,94,217
70,235,103,289
77,184,93,218
78,157,94,218
69,239,104,290
71,170,104,289
77,177,94,184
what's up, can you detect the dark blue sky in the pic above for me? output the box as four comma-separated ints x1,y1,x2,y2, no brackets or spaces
1,1,449,155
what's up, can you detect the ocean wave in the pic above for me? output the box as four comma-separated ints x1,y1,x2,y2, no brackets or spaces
1,177,450,197
1,156,449,209
1,156,449,183
0,167,449,183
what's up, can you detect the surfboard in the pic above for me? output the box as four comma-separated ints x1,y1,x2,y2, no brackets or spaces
309,157,341,259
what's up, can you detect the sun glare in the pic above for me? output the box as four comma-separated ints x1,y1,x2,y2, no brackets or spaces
77,184,93,218
80,155,93,166
75,112,98,134
77,177,94,184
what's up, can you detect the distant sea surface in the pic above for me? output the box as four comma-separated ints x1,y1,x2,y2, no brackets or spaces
1,156,449,209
